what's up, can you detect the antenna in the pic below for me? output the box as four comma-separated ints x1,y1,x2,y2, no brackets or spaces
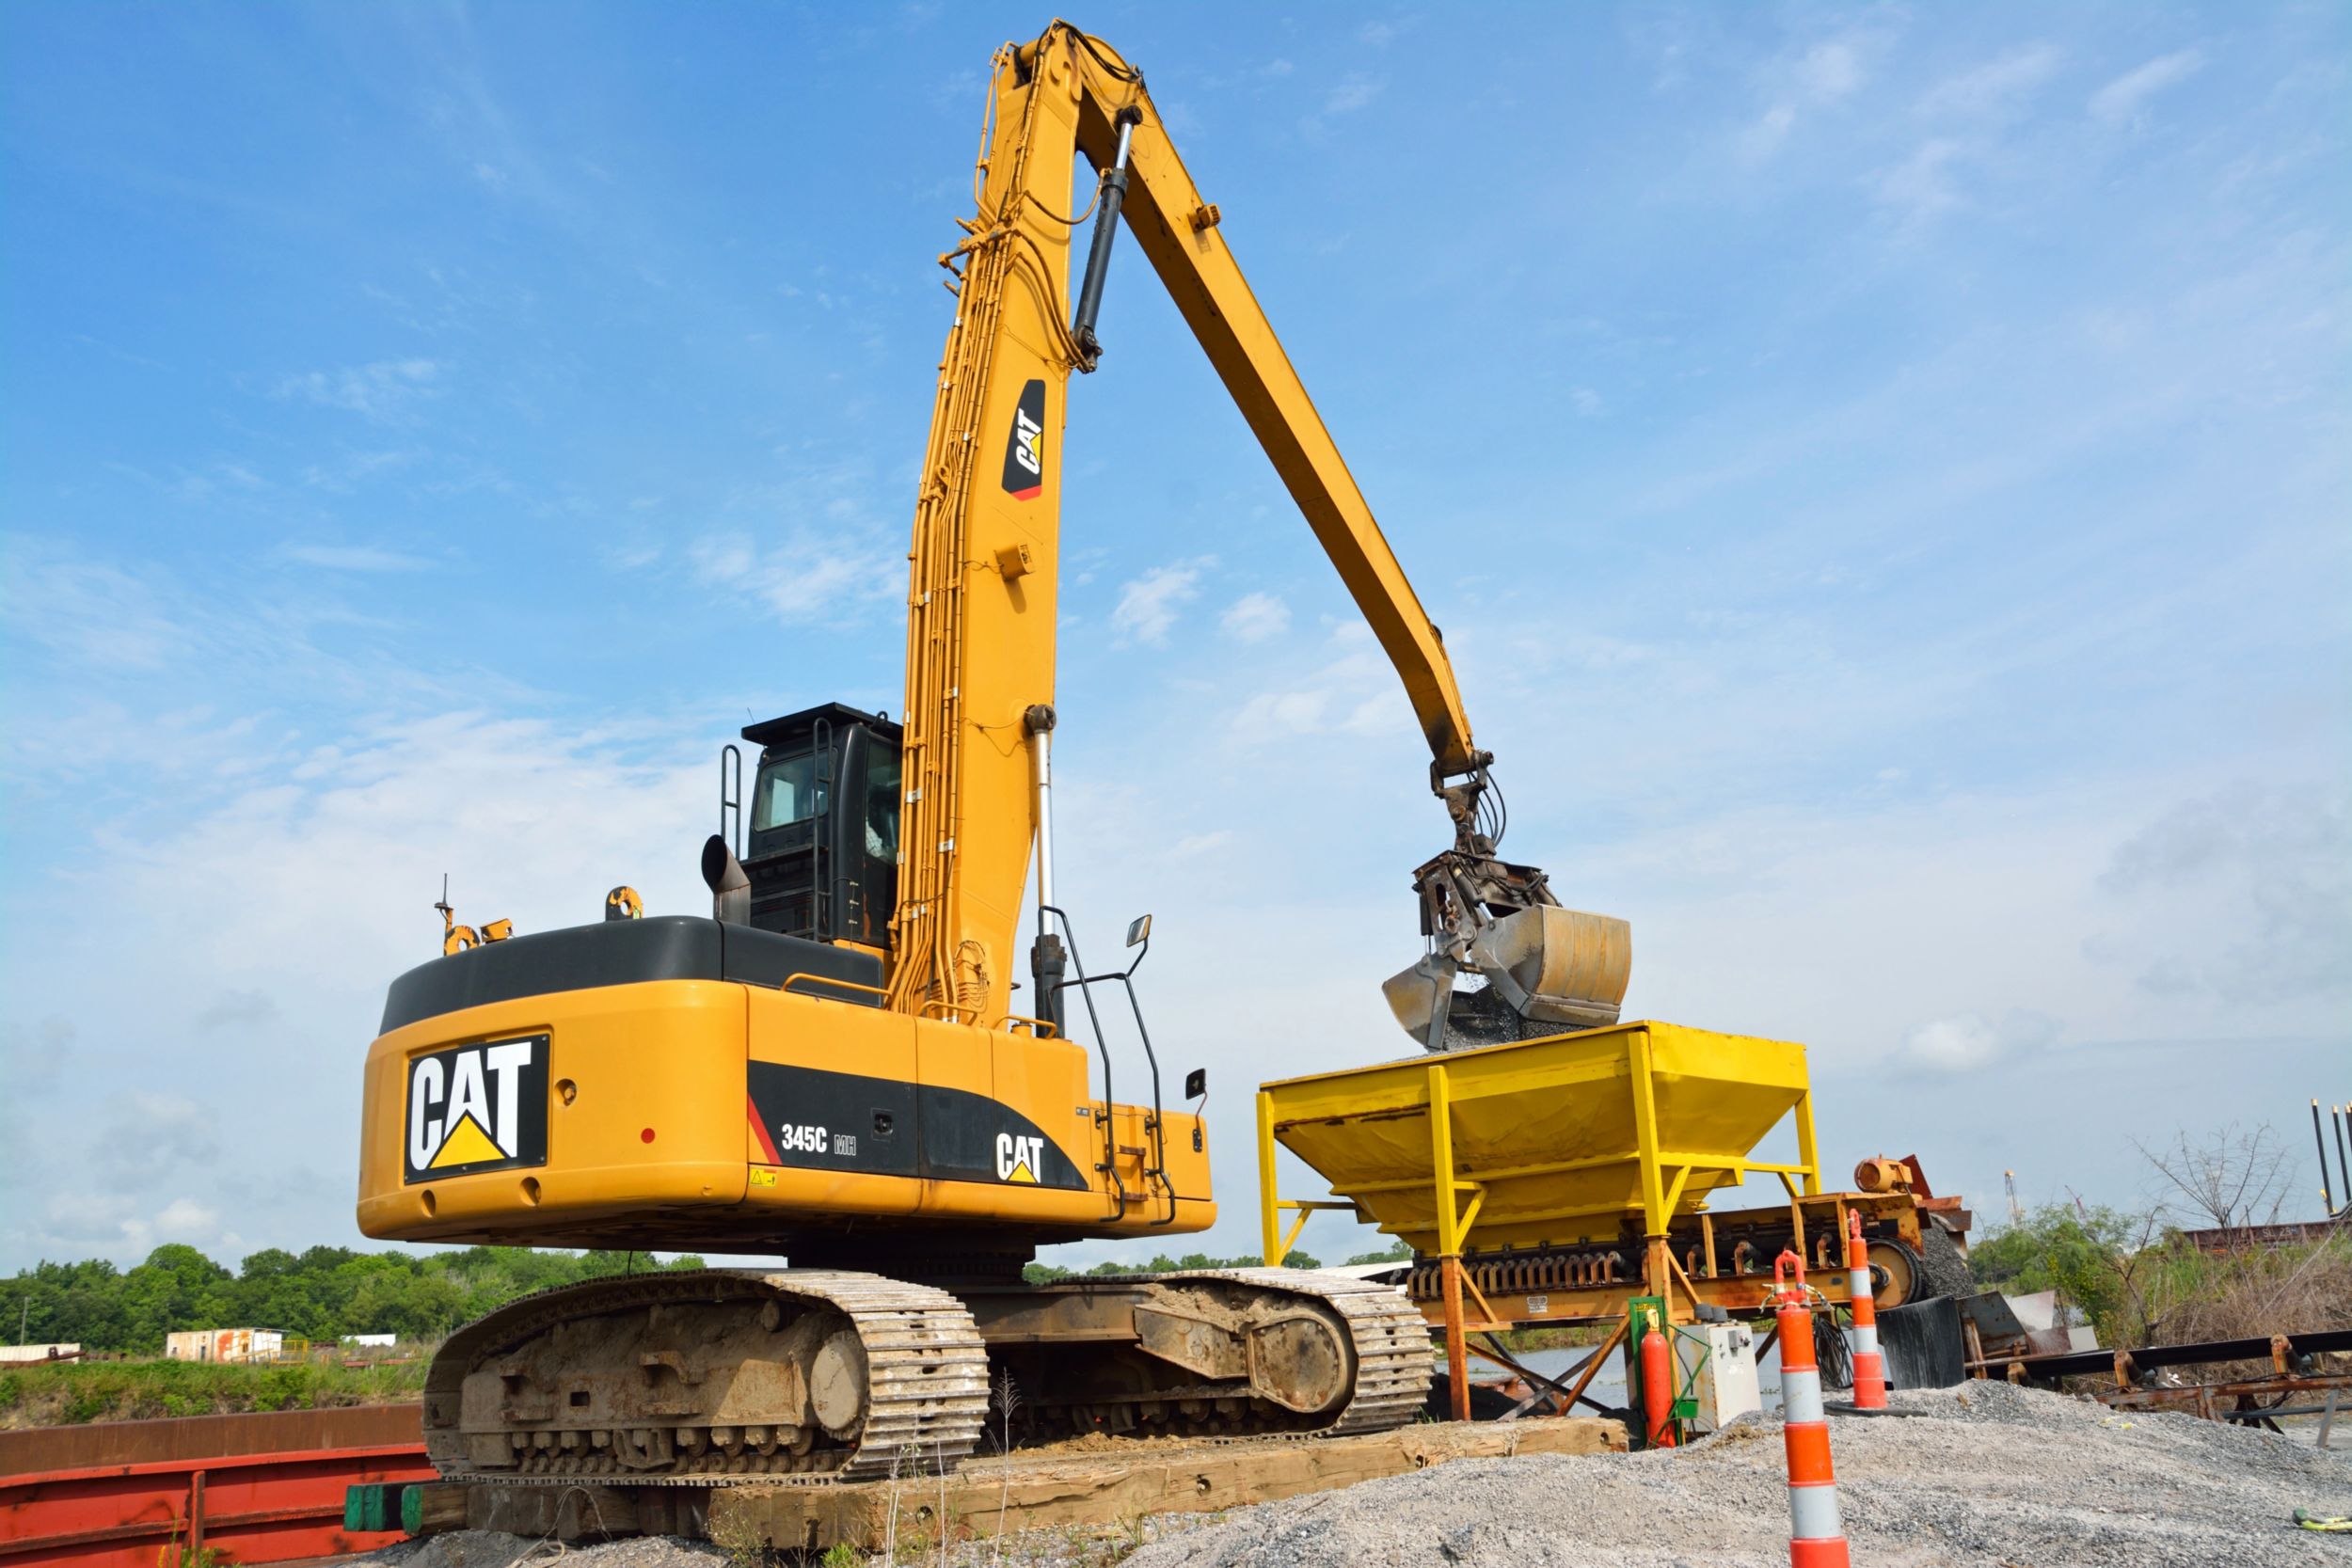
434,873,460,953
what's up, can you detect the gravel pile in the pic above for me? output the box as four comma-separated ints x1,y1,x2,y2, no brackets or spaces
1127,1382,2352,1568
358,1529,728,1568
355,1384,2352,1568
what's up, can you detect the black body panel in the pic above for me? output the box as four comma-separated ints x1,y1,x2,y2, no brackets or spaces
747,1060,1090,1190
379,915,883,1035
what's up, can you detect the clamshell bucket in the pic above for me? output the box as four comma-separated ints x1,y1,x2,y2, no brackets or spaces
1384,906,1631,1052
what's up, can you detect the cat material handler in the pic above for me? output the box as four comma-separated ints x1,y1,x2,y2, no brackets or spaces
357,23,1626,1486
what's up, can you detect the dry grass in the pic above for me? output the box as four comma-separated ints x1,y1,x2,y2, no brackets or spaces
2141,1232,2352,1346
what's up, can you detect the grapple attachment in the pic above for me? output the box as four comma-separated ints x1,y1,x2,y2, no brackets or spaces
1389,762,1631,1053
1384,906,1630,1052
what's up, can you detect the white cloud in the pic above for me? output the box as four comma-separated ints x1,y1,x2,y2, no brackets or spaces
1228,620,1401,745
1738,34,1871,163
1323,73,1385,117
0,535,475,783
1898,1011,2058,1074
2094,784,2349,1006
1169,830,1233,859
1918,44,2062,120
1794,40,1865,103
277,543,435,573
154,1197,222,1241
1112,560,1210,647
689,530,899,625
2090,49,2204,127
300,449,415,492
1,708,718,1265
1569,386,1606,418
197,990,278,1030
273,359,444,422
94,1094,222,1192
1220,592,1290,643
1877,138,1968,225
0,539,188,671
1738,103,1799,163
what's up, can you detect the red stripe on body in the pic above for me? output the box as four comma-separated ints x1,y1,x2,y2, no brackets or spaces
747,1096,782,1164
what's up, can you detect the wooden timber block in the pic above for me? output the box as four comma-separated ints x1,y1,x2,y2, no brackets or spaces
402,1481,470,1537
708,1418,1627,1553
463,1482,647,1542
439,1481,707,1543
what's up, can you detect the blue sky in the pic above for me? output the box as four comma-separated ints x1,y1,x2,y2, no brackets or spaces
2,3,2345,1272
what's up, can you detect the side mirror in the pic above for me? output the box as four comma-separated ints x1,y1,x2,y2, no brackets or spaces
1184,1068,1206,1101
1126,913,1152,947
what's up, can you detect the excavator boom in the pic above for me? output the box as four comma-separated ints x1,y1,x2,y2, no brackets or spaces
893,24,1627,1048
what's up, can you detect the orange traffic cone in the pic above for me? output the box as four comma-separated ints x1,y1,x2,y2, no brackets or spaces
1774,1249,1851,1568
1845,1212,1887,1410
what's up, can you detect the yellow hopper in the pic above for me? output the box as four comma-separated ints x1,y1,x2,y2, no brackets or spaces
1257,1021,1822,1261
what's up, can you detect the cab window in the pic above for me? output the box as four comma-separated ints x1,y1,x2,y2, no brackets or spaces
753,753,826,830
864,750,901,861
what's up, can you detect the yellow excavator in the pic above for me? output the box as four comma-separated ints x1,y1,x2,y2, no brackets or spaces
357,23,1631,1483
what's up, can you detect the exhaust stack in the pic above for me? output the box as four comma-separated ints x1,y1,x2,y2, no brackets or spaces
701,834,753,926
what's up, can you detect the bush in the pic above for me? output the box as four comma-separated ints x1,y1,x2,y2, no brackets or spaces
1969,1203,2352,1350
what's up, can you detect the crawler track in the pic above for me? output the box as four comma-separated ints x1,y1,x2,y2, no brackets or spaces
422,1267,1429,1488
1153,1268,1434,1436
422,1270,990,1485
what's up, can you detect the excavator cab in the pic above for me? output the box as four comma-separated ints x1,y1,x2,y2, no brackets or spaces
733,703,901,950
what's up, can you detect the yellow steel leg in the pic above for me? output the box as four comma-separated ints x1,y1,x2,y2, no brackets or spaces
1627,1029,1667,1237
1795,1085,1822,1196
1428,1062,1471,1422
1257,1090,1280,1265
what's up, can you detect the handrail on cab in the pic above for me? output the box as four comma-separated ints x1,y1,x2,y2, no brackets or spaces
778,971,890,1005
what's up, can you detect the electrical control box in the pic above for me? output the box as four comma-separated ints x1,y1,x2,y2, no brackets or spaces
1677,1321,1761,1432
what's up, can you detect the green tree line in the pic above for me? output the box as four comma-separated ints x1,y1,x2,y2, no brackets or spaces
12,1236,1419,1354
1022,1249,1322,1283
8,1244,704,1354
1019,1240,1417,1283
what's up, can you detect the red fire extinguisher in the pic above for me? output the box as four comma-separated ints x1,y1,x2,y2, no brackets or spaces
1640,1309,1677,1449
